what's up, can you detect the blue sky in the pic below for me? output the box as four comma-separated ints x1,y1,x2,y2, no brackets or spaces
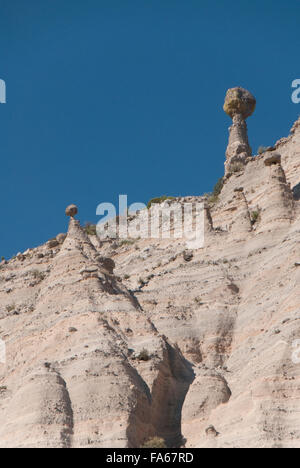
0,0,299,258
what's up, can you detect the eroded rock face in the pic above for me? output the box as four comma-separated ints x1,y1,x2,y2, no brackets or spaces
224,87,256,176
0,213,194,448
264,153,281,166
56,233,67,244
0,116,300,448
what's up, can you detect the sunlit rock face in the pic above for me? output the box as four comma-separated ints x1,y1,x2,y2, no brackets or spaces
0,112,300,448
223,87,256,119
224,87,256,176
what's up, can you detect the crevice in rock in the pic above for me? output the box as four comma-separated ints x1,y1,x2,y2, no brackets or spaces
149,341,195,447
126,340,195,448
214,310,237,367
124,361,153,448
53,371,74,448
103,276,144,311
258,336,300,448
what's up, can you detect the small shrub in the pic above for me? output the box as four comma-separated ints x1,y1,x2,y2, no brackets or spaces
229,162,244,173
137,348,150,361
212,177,224,197
84,223,97,236
207,193,219,205
48,238,59,248
141,437,167,448
32,270,45,282
6,304,15,313
251,210,261,225
205,177,224,205
258,146,268,155
147,196,175,209
119,239,136,247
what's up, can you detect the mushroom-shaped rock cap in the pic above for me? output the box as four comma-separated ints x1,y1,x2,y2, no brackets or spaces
224,87,256,119
65,204,78,217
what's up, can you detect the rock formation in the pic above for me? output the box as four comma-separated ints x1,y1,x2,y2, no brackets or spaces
65,204,78,218
224,87,256,175
0,94,300,448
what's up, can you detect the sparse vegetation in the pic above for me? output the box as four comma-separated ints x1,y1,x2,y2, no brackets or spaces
6,304,15,313
137,348,150,361
141,437,167,448
147,195,175,209
206,176,224,205
32,270,45,282
258,146,268,155
207,193,219,205
251,209,261,225
84,223,97,235
212,177,224,197
228,162,244,174
119,239,136,247
48,238,59,248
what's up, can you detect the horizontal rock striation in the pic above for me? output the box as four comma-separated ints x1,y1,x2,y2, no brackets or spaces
0,110,300,448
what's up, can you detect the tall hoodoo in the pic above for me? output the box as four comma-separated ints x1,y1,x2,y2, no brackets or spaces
224,87,256,175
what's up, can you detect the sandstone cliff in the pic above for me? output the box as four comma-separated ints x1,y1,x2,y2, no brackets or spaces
0,110,300,448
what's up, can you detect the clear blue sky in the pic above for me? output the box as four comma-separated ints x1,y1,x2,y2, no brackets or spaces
0,0,299,258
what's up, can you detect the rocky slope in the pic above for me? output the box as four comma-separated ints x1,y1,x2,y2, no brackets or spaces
0,112,300,448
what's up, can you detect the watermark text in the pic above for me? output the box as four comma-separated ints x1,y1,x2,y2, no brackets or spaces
292,339,300,364
96,195,205,249
0,339,6,364
291,79,300,104
0,79,6,104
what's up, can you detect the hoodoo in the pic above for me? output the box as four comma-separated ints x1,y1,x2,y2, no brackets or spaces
223,87,256,175
1,100,300,448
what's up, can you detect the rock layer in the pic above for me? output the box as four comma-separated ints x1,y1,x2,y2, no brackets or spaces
224,87,256,175
0,114,300,448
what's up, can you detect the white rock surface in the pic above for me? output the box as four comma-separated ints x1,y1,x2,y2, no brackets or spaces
0,117,300,448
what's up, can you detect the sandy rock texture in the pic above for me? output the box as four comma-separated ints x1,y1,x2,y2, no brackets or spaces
0,116,300,448
224,87,256,176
